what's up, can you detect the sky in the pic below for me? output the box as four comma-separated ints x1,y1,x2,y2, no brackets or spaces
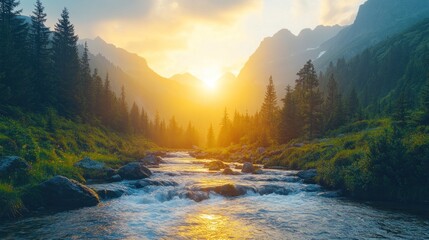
21,0,366,83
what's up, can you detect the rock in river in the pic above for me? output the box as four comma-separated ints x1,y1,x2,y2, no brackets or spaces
140,154,163,166
0,156,31,178
39,176,100,210
118,162,152,180
297,169,317,184
204,160,226,171
241,162,255,173
74,157,115,180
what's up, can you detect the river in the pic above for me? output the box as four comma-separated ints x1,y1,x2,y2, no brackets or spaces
1,152,428,239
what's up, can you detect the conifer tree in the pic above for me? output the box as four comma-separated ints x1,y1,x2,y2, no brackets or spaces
79,42,92,117
30,0,52,108
129,102,140,134
347,88,360,121
278,85,301,143
52,8,80,116
295,60,323,139
218,108,231,147
0,0,30,106
207,123,215,148
260,76,279,140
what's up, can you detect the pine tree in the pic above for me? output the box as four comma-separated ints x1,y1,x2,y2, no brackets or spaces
347,88,360,122
296,60,323,139
324,74,342,130
393,89,409,126
206,123,215,148
30,0,52,108
260,76,279,141
79,42,92,117
52,8,80,116
0,0,30,106
218,108,231,147
420,77,429,125
117,85,129,133
129,102,140,134
139,107,149,137
278,85,301,143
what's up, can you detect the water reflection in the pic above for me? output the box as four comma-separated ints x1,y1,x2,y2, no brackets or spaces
177,212,252,239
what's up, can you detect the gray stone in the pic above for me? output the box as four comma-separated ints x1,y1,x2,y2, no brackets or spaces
39,176,99,210
241,162,255,173
118,162,152,180
0,156,31,178
74,157,115,180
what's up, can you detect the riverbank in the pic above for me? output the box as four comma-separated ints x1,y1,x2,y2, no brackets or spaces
1,152,428,239
192,119,429,204
0,108,160,219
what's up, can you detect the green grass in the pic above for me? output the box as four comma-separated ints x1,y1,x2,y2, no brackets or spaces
0,107,158,219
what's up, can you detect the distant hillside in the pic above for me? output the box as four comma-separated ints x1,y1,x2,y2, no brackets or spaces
315,0,429,69
320,18,429,113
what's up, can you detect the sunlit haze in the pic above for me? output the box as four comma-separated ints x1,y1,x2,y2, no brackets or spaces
21,0,365,84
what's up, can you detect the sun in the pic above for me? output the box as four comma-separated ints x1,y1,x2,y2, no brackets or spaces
199,67,221,91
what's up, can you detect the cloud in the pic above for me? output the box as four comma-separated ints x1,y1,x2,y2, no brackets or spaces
320,0,365,25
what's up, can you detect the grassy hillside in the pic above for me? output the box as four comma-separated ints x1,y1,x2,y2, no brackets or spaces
0,106,158,218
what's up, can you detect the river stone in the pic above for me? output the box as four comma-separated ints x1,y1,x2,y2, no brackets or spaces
0,156,31,178
202,184,250,197
204,160,225,171
222,168,235,175
297,169,317,183
140,154,163,166
241,162,255,173
39,175,100,210
117,162,152,180
74,157,115,180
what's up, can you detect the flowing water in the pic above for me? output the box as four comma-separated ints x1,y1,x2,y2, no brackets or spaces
1,152,429,239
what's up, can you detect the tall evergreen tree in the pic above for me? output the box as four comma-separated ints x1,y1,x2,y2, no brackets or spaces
278,85,301,143
206,123,215,148
129,102,140,134
324,74,342,130
420,76,429,125
30,0,52,108
0,0,30,106
260,76,279,140
79,42,92,117
218,108,231,147
52,8,80,116
296,60,323,139
347,88,360,121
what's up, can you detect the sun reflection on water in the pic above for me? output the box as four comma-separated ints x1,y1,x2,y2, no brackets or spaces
177,212,252,239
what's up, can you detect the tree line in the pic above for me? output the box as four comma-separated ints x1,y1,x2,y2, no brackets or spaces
0,0,199,148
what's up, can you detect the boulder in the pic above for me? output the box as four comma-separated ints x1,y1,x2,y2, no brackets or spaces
204,160,226,171
108,174,122,182
202,184,249,197
0,156,31,178
222,168,235,175
140,154,163,166
74,157,115,180
39,176,99,210
181,191,210,202
96,189,124,200
297,169,317,184
241,162,255,173
253,169,264,174
117,162,152,180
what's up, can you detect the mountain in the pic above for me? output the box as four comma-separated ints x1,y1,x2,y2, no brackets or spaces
315,0,429,69
170,73,203,88
235,25,343,110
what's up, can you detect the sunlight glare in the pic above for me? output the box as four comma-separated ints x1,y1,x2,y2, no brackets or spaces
198,67,221,91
